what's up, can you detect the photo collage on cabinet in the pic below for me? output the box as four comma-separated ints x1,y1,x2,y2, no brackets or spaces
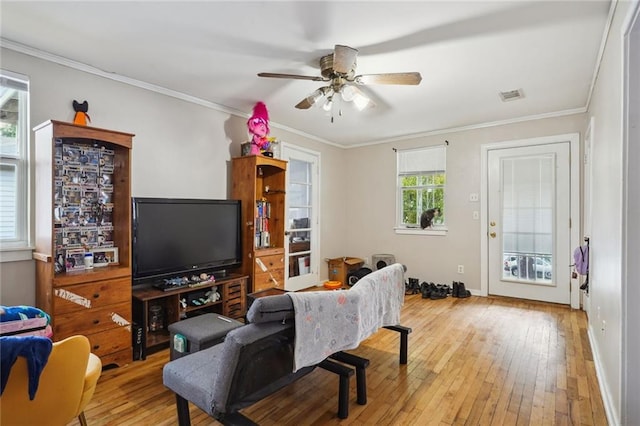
53,138,116,272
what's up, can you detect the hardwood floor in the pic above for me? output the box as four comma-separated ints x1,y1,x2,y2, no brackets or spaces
71,294,607,426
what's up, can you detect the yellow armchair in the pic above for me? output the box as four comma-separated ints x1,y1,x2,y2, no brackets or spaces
1,335,102,426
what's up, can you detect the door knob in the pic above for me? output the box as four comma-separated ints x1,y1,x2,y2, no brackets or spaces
490,232,497,238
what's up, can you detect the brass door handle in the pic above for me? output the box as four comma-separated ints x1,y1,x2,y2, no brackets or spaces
490,232,497,238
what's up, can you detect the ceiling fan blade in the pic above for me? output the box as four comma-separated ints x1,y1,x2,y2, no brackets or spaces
295,97,315,109
258,72,326,82
295,87,330,109
333,45,358,74
354,72,422,85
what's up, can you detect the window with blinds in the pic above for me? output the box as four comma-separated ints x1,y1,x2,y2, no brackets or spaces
396,145,446,229
0,71,29,248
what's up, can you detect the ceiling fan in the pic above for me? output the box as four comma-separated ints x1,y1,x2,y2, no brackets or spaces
257,44,422,114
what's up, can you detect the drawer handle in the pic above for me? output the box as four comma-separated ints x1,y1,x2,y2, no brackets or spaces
93,345,100,350
93,293,100,298
93,319,100,324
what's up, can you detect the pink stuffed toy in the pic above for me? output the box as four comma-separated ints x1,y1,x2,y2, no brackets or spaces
247,102,271,155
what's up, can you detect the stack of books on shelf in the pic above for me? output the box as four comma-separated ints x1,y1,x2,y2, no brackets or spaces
255,198,271,248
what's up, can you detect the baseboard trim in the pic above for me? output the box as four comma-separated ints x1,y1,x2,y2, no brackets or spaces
587,324,619,426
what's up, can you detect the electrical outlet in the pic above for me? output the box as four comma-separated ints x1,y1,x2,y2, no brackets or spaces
469,193,479,202
601,320,606,334
457,265,464,274
472,211,479,220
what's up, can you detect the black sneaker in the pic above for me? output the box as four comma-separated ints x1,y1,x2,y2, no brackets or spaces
457,282,471,298
410,278,420,294
436,283,452,295
429,284,447,300
420,281,431,299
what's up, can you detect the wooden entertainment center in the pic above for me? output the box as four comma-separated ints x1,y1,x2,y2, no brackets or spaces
131,274,247,359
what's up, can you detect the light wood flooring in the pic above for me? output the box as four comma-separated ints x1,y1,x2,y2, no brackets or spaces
71,294,607,426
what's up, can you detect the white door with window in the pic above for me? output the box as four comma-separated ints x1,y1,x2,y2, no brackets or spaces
487,142,572,304
281,144,320,291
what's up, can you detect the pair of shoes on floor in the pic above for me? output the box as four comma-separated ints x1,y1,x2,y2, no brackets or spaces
405,278,421,295
420,282,450,300
452,281,471,298
436,283,452,295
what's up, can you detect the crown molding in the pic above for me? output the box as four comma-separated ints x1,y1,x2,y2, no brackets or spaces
344,106,588,149
1,37,337,146
0,37,589,150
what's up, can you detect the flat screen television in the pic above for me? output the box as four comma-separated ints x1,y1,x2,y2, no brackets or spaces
132,197,242,286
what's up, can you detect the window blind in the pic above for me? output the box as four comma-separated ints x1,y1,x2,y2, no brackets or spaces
0,76,28,92
397,145,446,175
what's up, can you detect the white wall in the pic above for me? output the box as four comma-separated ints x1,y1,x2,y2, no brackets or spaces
0,259,35,305
584,1,636,424
0,48,348,305
622,3,640,424
342,114,586,288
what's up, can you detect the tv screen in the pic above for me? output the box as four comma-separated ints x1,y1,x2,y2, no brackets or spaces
132,197,242,285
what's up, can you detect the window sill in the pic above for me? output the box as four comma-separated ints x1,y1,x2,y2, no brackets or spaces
394,227,448,236
0,246,35,263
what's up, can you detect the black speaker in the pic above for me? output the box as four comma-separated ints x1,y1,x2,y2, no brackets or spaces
347,267,373,286
132,322,144,361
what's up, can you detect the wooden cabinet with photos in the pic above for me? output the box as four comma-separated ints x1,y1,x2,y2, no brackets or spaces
33,120,133,367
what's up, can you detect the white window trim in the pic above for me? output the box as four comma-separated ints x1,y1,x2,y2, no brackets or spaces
0,69,32,261
0,247,34,262
395,145,448,235
394,227,448,236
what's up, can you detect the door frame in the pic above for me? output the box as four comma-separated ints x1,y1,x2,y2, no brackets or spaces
480,133,581,308
281,142,321,291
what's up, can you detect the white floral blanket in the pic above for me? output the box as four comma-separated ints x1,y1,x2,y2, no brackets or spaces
287,263,405,372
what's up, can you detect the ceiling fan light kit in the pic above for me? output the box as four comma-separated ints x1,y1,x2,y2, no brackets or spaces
258,44,422,120
341,85,370,111
322,96,333,112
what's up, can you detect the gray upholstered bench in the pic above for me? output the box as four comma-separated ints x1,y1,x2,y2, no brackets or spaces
163,275,410,425
168,313,242,360
163,294,364,425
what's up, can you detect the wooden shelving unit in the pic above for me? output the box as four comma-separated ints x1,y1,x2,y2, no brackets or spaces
231,155,287,292
33,120,134,368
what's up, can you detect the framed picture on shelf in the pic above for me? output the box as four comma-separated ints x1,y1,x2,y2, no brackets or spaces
65,248,86,272
92,247,119,267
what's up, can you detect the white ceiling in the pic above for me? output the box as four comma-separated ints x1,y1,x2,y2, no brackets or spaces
0,1,612,147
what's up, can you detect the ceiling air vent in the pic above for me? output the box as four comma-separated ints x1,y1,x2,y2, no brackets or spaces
499,89,524,102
